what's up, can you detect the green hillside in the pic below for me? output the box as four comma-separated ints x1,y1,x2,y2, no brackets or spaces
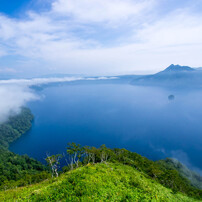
0,108,49,190
0,162,200,202
0,107,34,149
157,158,202,189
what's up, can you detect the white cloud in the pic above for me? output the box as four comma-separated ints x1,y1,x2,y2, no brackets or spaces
0,76,116,123
0,77,83,86
136,11,202,47
0,0,202,75
52,0,155,24
0,67,17,73
171,150,202,175
0,85,37,123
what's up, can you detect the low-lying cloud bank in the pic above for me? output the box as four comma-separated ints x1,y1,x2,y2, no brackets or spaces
0,76,116,123
0,85,37,123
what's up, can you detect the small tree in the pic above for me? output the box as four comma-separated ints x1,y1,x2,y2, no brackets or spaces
66,144,75,170
113,148,129,164
45,153,62,178
67,143,84,169
84,146,96,164
100,144,111,163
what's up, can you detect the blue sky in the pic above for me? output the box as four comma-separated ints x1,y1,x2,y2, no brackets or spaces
0,0,30,15
0,0,202,76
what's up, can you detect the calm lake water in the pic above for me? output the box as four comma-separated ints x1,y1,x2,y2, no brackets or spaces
10,82,202,173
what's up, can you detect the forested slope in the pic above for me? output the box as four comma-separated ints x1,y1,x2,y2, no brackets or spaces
0,108,33,149
0,108,49,190
157,158,202,190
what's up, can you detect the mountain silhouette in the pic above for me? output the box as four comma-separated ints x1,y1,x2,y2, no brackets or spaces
131,64,202,87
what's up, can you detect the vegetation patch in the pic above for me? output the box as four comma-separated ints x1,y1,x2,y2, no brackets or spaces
0,108,49,190
1,163,200,201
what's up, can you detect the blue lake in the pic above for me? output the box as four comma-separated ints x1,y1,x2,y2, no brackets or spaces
10,82,202,173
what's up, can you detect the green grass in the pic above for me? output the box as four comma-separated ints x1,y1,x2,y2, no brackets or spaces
0,163,200,201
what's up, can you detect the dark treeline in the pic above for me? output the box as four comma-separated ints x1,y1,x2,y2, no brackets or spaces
47,143,201,200
0,108,49,190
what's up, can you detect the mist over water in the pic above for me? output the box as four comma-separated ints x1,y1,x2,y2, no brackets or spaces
10,83,202,174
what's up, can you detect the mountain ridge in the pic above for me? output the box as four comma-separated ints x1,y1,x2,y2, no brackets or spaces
130,64,202,86
162,64,195,72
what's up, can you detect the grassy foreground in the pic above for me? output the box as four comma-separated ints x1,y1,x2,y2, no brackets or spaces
0,163,199,201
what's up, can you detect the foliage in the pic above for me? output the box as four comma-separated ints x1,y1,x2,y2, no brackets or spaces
157,158,202,189
45,154,62,177
0,163,199,201
67,143,85,169
0,108,49,190
0,108,33,149
63,144,202,200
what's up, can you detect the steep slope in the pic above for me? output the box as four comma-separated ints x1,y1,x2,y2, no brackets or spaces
0,163,200,202
0,108,34,149
0,108,49,190
157,158,202,189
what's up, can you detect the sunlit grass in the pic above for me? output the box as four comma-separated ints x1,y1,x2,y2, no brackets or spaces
0,163,199,201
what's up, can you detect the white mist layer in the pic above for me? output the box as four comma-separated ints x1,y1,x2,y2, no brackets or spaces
0,76,117,123
0,77,83,86
0,85,37,123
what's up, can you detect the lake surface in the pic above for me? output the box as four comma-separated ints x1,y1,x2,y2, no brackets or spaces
10,82,202,173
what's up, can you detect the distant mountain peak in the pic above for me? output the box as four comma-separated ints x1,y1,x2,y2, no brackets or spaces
163,64,194,72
